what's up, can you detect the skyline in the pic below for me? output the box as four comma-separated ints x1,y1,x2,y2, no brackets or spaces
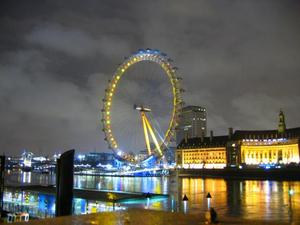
1,1,300,155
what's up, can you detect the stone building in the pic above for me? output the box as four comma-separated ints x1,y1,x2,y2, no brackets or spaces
176,111,300,168
176,131,228,169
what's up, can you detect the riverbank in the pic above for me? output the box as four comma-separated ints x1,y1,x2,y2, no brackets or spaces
12,208,293,225
174,167,300,180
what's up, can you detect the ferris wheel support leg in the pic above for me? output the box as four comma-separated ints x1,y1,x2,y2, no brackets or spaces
141,112,152,156
144,114,163,156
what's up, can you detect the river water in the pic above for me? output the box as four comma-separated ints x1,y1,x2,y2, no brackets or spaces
3,171,300,223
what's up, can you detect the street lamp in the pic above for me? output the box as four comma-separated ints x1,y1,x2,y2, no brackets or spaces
182,194,188,213
145,192,151,209
206,192,212,209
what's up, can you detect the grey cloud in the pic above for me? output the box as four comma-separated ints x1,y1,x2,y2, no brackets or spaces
0,0,300,156
26,24,131,58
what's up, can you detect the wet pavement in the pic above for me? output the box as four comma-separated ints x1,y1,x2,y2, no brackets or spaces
14,208,292,225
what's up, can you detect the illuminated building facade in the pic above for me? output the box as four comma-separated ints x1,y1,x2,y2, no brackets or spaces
177,111,300,168
229,111,300,166
176,106,207,145
231,128,300,166
176,132,228,169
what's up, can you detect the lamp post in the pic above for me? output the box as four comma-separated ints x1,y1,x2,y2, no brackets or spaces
206,192,212,210
145,192,151,209
182,194,188,214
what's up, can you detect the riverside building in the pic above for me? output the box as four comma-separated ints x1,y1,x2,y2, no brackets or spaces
176,111,300,168
230,111,300,167
176,131,228,169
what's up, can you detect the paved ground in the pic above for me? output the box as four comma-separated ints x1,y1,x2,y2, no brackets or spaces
12,208,294,225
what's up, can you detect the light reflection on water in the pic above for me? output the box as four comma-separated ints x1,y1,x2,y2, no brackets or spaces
4,171,300,223
6,171,56,186
180,178,300,223
74,176,167,194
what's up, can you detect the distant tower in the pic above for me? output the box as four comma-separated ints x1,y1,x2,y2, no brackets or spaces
278,110,286,133
176,105,207,145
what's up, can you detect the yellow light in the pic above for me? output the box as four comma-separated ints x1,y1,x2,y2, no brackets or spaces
141,112,151,156
107,102,111,106
143,113,162,155
127,63,130,66
109,93,113,96
107,120,110,124
116,76,120,80
106,112,110,115
112,84,116,88
133,58,137,61
121,69,125,72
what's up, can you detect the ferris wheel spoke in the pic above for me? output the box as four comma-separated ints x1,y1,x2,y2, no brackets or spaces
141,112,152,156
143,113,162,156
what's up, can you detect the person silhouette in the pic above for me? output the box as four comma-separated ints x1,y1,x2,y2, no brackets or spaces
210,207,218,224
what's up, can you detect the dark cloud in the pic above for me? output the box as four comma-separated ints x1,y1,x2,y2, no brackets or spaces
0,0,300,156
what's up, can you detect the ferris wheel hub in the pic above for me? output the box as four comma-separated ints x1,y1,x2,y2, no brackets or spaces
134,104,151,112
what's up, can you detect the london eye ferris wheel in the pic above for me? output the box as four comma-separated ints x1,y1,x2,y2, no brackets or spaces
101,49,184,163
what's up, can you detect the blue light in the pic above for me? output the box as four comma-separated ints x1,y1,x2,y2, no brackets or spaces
138,49,144,54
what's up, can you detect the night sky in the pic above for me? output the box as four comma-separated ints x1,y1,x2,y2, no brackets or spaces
1,0,300,156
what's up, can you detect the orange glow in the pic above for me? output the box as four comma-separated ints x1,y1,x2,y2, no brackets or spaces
178,147,227,169
241,143,299,164
181,178,227,208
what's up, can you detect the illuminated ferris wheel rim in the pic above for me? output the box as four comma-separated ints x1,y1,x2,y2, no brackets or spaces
101,48,183,162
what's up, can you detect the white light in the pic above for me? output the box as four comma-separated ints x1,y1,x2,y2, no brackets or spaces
77,155,85,160
289,189,295,195
106,164,113,170
33,156,46,162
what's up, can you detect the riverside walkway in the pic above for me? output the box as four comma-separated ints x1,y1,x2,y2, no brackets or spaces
13,208,291,225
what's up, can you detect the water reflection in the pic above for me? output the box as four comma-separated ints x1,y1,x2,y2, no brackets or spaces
181,178,300,222
4,171,300,223
6,171,55,186
3,189,56,218
22,172,31,183
181,178,227,214
2,189,127,219
240,180,300,222
74,175,168,194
